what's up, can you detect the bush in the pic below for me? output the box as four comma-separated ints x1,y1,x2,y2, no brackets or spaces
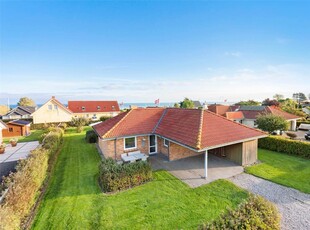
200,195,280,230
71,117,88,133
256,114,288,133
0,127,63,229
99,158,153,193
258,136,310,158
85,130,97,143
286,132,297,139
100,116,111,122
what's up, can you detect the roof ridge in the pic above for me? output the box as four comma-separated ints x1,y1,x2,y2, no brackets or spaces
152,108,168,133
196,109,204,150
102,109,133,138
204,109,267,136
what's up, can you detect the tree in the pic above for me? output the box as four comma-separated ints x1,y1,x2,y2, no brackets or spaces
256,114,288,134
173,103,180,108
71,117,88,133
235,100,261,106
179,98,195,109
292,92,307,104
0,105,9,115
280,98,306,117
273,94,284,101
262,98,280,106
17,97,36,107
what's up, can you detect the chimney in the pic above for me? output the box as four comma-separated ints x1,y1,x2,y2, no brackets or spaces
52,96,55,99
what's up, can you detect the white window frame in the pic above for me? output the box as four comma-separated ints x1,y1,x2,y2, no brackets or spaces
48,105,52,110
164,138,169,147
54,105,58,110
124,136,137,150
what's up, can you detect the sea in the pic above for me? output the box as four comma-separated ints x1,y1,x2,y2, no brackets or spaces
9,102,235,109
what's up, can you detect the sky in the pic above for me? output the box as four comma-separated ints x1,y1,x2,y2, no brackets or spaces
0,0,309,105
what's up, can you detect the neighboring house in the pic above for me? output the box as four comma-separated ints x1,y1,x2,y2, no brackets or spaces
31,96,73,124
1,106,36,121
2,120,31,138
93,108,266,178
68,101,120,120
193,101,202,109
0,120,8,143
207,105,301,131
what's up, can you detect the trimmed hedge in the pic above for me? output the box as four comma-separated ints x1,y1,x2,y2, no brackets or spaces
85,130,97,143
258,136,310,158
201,195,280,230
99,158,152,193
0,128,63,229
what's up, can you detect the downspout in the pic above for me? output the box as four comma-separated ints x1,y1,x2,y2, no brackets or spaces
114,138,117,160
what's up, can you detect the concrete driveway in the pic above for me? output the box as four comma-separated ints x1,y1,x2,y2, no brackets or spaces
150,153,243,187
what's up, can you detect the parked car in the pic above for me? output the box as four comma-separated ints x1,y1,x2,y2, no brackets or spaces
305,130,310,140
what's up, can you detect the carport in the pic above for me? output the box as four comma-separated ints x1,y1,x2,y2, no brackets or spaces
150,153,244,187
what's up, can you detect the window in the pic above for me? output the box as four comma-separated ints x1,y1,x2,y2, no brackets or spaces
82,106,85,111
9,127,13,132
124,137,136,150
48,105,52,110
54,105,58,110
112,105,115,110
164,139,169,147
97,106,100,110
254,120,257,127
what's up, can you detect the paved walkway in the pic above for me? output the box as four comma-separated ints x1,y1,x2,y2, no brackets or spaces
229,173,310,230
150,153,244,187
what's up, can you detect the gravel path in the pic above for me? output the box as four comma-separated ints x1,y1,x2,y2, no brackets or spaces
229,173,310,230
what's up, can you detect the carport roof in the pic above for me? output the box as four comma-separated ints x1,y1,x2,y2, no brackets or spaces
93,108,266,151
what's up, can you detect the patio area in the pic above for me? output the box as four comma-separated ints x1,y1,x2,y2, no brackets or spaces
150,153,244,188
0,141,40,179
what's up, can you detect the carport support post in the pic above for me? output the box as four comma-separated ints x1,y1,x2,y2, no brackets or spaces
204,150,208,179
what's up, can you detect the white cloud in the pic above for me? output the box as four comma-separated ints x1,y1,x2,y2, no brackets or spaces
0,63,308,104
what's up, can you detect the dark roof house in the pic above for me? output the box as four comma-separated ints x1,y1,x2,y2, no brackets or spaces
1,106,36,120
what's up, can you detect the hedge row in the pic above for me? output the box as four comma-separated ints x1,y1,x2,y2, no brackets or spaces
258,136,310,158
201,195,280,230
0,127,63,229
99,158,152,193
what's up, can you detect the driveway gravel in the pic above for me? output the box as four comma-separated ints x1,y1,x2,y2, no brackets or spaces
229,173,310,230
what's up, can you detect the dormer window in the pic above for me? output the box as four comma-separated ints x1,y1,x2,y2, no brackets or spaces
112,106,115,110
97,106,100,110
82,106,85,111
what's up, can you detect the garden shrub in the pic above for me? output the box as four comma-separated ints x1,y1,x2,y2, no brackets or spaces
258,136,310,158
0,127,63,229
85,130,97,143
99,158,153,193
200,195,280,230
100,116,111,122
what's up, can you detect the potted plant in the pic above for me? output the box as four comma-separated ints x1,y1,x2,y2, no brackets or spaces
9,138,18,147
0,143,6,154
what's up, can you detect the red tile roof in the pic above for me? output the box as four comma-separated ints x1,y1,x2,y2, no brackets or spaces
93,108,266,150
266,106,300,120
226,111,244,120
239,106,300,120
68,101,120,113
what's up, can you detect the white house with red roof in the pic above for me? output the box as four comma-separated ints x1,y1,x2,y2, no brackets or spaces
92,107,267,178
68,101,120,120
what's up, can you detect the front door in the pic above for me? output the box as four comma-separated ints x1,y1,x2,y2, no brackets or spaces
149,135,157,154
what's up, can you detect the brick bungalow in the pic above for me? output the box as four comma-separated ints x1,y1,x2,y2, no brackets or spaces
93,108,266,178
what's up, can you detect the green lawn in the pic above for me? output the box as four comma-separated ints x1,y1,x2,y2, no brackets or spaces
32,130,249,229
3,129,45,143
246,148,310,194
